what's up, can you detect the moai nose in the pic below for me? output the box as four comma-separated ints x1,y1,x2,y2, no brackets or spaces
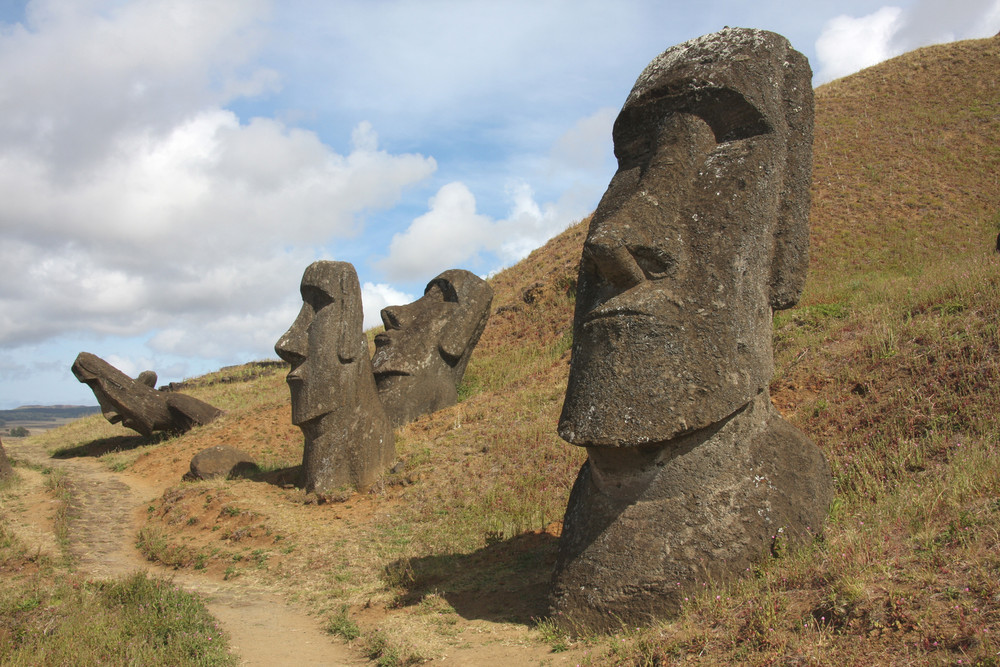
583,224,645,290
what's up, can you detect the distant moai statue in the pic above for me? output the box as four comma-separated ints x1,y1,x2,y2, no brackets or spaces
72,352,221,437
551,27,834,632
275,261,394,494
372,269,493,427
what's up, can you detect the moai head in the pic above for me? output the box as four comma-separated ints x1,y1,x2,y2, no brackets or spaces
71,352,220,436
558,27,814,447
274,260,395,494
274,261,370,426
372,269,493,427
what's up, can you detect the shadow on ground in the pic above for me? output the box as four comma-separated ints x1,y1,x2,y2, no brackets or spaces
385,530,559,624
253,465,302,487
52,434,167,458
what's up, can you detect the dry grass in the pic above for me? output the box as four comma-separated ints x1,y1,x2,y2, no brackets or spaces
13,34,1000,665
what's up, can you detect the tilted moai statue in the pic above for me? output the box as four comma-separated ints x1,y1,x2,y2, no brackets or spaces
72,352,221,437
275,261,394,494
372,269,493,427
551,28,834,632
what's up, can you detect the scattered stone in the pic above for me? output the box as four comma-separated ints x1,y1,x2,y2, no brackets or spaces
372,269,493,427
521,281,545,304
185,445,259,481
390,460,406,474
72,352,222,437
275,261,395,494
551,27,833,633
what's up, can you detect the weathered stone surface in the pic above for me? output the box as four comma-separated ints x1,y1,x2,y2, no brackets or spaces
275,261,395,494
185,445,258,481
71,352,222,437
0,437,13,482
372,269,493,427
551,27,833,632
136,370,157,388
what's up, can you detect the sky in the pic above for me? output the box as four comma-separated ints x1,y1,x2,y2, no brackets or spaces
1,0,998,410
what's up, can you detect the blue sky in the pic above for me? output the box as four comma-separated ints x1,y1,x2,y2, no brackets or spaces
1,0,998,409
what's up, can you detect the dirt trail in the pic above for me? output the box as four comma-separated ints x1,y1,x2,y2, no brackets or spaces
2,437,365,666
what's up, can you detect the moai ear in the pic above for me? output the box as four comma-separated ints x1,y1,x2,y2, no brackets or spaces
337,269,361,364
769,47,813,311
438,316,473,365
337,320,358,363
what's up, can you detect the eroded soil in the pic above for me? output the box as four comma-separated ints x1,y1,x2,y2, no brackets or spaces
2,436,364,666
1,435,588,666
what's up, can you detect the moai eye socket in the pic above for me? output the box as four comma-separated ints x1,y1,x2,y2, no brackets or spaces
629,245,676,280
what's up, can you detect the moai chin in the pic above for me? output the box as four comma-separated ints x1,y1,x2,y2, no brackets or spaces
72,352,221,436
275,261,394,494
372,269,493,427
551,27,834,633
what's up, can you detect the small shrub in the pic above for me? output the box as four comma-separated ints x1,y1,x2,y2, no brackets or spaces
326,605,360,641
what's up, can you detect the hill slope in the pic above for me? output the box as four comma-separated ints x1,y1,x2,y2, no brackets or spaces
6,34,1000,665
809,34,1000,287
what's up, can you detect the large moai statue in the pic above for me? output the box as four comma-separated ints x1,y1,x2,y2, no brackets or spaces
275,261,394,494
551,28,834,632
72,352,221,436
372,269,493,427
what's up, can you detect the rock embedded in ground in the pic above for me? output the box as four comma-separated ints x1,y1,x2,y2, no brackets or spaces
551,27,834,633
185,445,259,481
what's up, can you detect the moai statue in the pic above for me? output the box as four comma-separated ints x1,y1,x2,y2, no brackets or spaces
72,352,221,437
275,261,394,494
551,28,834,632
372,269,493,427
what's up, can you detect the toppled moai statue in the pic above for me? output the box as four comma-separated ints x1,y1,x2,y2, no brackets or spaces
275,261,394,494
551,27,834,632
71,352,222,437
372,269,493,427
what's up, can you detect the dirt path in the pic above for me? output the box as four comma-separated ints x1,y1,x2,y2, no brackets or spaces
2,437,365,666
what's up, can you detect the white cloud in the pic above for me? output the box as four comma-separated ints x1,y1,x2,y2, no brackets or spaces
376,177,593,283
361,283,416,330
814,1,1000,83
549,107,616,176
815,7,903,83
0,112,435,349
375,107,614,283
890,0,1000,52
0,0,276,174
0,0,437,365
376,182,496,282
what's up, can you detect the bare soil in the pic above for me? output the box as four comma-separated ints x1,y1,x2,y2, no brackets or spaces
2,436,365,666
2,432,589,665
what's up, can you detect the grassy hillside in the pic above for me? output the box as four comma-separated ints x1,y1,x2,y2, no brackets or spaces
3,34,1000,665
